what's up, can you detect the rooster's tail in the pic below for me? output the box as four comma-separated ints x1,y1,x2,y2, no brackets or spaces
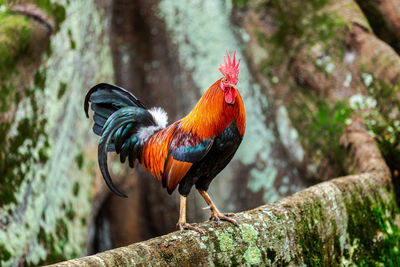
84,83,168,197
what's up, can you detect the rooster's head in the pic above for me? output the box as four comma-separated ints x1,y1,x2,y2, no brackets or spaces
219,50,241,105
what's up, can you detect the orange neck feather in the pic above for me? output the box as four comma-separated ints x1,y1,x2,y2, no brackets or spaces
180,78,246,139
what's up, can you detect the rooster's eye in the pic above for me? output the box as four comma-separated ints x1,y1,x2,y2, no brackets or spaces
224,78,228,82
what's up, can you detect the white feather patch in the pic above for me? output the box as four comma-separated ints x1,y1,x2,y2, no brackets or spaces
148,107,168,128
137,107,168,142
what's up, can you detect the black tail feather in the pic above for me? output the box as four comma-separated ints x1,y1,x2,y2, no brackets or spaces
84,83,146,118
91,103,116,121
93,124,102,136
97,107,154,198
85,83,158,198
93,113,107,126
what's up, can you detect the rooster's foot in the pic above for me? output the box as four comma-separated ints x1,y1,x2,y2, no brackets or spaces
209,212,238,226
177,222,204,234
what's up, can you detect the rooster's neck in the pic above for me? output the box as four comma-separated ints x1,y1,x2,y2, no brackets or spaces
180,79,245,139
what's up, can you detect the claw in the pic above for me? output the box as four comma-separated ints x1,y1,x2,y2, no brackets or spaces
177,195,204,234
177,222,204,234
197,189,239,227
210,215,221,226
210,212,238,227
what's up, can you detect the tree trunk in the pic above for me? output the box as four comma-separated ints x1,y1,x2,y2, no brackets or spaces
0,0,114,265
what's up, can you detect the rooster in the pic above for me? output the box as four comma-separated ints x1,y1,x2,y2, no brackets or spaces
84,51,246,233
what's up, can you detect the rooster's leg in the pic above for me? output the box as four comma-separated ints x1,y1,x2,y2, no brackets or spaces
177,195,204,234
198,189,238,226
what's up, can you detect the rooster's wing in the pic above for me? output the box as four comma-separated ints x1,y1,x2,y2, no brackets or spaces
162,129,214,194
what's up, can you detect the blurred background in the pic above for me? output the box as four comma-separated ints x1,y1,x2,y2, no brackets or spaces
0,0,399,265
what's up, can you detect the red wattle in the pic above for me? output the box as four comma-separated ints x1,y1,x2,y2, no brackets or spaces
225,88,236,104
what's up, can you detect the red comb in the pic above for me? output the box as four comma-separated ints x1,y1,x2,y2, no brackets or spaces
219,50,241,82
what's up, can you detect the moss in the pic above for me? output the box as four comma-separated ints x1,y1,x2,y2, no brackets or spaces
0,8,56,205
34,67,47,90
65,204,76,220
355,76,400,183
0,0,66,75
342,190,400,265
300,181,397,265
161,252,174,263
36,219,70,265
345,71,400,208
0,244,12,261
72,182,80,196
75,151,84,169
0,12,33,74
290,98,352,177
67,28,76,50
262,0,348,67
344,194,376,258
0,67,50,205
36,0,66,27
297,202,330,266
232,0,249,9
1,0,66,26
330,219,341,262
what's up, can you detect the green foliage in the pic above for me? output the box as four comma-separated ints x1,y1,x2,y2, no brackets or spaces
57,81,67,99
34,0,66,27
360,77,400,180
232,0,249,9
308,100,351,147
0,12,32,74
72,182,80,196
67,28,76,50
0,244,12,261
293,98,352,176
344,193,400,265
367,114,400,177
0,0,66,26
34,67,47,90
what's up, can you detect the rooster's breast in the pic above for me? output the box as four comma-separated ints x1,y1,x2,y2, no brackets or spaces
177,121,243,195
